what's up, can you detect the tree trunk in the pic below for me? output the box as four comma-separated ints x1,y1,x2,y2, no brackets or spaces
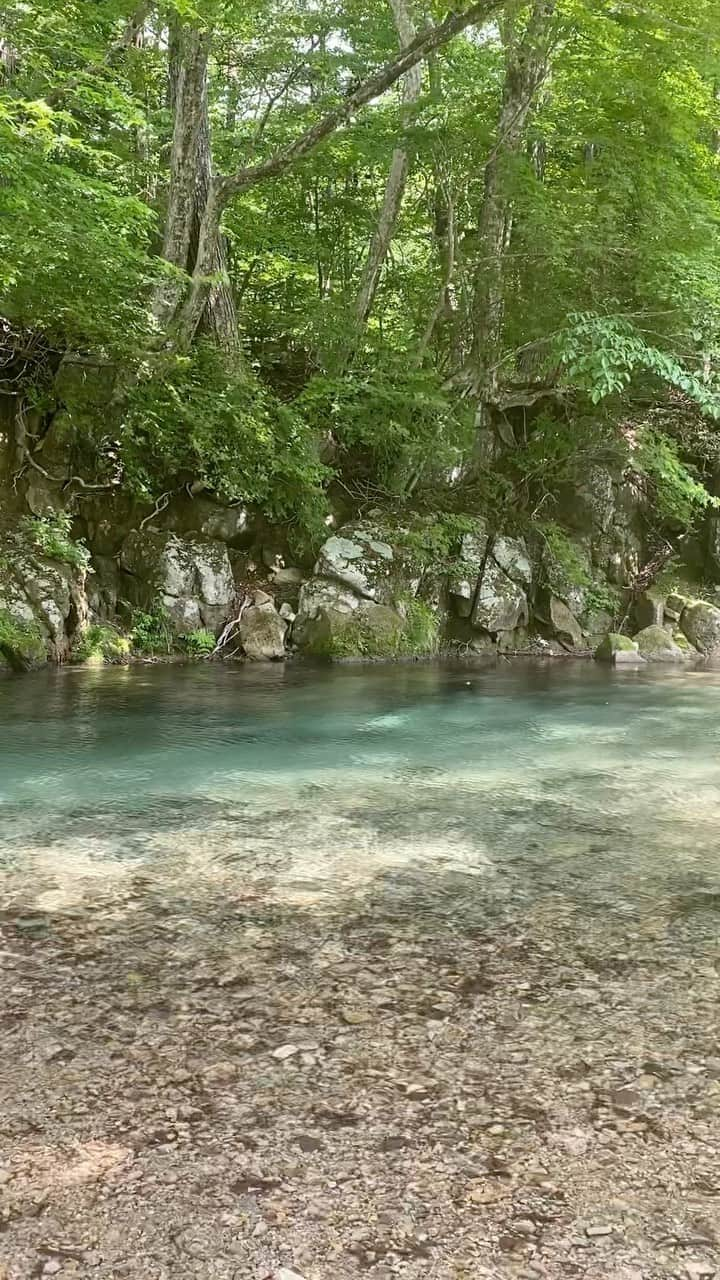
468,0,555,458
175,0,507,353
352,0,422,337
153,23,237,350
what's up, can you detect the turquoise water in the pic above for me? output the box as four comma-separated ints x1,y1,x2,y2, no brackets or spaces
2,660,720,929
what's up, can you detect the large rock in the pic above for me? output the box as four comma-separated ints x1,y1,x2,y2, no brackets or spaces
547,595,584,648
239,598,287,661
471,558,528,634
491,534,532,586
633,624,686,663
448,527,489,618
680,600,720,653
0,532,88,664
296,601,404,658
595,633,644,664
120,531,235,634
315,527,395,602
633,587,665,631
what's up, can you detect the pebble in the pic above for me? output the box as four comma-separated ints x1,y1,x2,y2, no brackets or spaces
586,1224,614,1238
272,1044,300,1060
685,1263,716,1279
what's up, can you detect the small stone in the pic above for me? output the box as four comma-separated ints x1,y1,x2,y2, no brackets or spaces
202,1061,238,1084
685,1263,716,1279
43,1264,62,1277
294,1134,323,1152
586,1224,614,1238
514,1219,537,1236
274,1270,307,1280
272,1044,300,1060
340,1009,370,1025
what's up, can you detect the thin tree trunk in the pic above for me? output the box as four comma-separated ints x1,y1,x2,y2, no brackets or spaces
468,0,556,459
176,0,506,352
353,0,422,331
417,167,457,363
153,23,237,349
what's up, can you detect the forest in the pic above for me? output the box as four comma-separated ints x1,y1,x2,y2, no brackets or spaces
3,0,720,664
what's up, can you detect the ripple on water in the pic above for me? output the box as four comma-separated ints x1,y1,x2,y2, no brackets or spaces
1,661,720,928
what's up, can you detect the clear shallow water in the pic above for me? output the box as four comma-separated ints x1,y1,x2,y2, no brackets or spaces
2,660,720,928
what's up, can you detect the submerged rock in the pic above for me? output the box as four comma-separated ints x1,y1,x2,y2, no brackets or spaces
633,624,687,663
680,600,720,654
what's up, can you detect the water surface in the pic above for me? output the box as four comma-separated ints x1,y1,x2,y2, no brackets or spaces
2,659,720,930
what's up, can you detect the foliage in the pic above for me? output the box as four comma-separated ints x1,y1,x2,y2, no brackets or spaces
397,597,441,655
130,605,173,656
634,428,719,526
0,608,46,667
539,521,592,592
4,0,720,552
120,345,330,542
19,512,90,569
556,315,720,416
297,366,473,495
72,624,131,663
178,628,216,657
390,515,479,573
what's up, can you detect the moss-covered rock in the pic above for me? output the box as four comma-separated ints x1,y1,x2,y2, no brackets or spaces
633,624,686,663
0,608,46,669
595,633,641,663
680,600,720,654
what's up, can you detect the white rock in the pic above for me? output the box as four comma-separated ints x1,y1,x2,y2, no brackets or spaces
272,1043,300,1060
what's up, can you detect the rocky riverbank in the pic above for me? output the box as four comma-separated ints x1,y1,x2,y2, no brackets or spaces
3,484,720,672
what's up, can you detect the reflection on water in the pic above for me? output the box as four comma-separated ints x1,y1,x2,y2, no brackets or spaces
2,660,720,929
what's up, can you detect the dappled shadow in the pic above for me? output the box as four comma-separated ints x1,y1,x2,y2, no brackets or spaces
2,839,720,1279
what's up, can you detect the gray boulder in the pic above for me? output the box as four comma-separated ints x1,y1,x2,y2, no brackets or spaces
633,624,686,663
239,598,287,660
121,531,235,634
547,595,584,648
471,559,528,633
315,527,395,602
491,534,532,586
633,587,665,631
680,600,720,653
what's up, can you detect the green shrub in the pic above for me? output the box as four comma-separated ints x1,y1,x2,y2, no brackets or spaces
539,522,592,593
397,597,440,655
19,511,90,569
72,624,130,664
634,428,718,527
120,343,330,546
179,629,216,657
130,605,173,656
0,609,46,668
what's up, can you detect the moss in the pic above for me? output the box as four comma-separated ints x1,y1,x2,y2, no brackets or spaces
72,624,131,664
307,598,440,660
0,608,46,669
594,632,637,662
